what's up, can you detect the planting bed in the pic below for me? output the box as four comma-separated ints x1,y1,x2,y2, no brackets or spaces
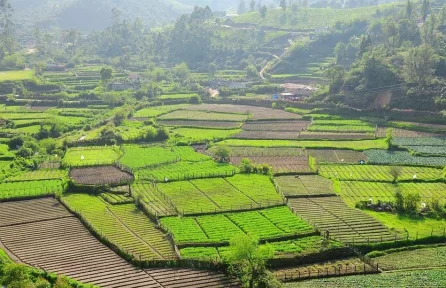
63,146,121,167
70,166,134,186
136,160,236,182
402,145,446,156
184,104,301,120
242,121,311,131
307,150,368,164
0,198,161,288
159,120,241,129
216,146,305,157
133,104,188,118
160,206,313,244
274,258,373,281
230,156,311,174
232,130,299,140
308,125,376,133
62,193,176,260
99,193,134,205
298,131,375,140
338,182,446,207
288,197,398,243
0,180,65,201
159,110,247,122
5,169,67,182
155,175,283,215
364,150,446,166
377,127,440,138
275,175,335,197
319,165,443,182
131,183,177,217
120,145,209,170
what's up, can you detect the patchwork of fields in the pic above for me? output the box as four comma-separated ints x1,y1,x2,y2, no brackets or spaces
1,102,446,286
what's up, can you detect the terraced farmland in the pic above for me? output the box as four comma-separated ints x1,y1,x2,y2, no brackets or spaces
338,182,446,207
288,197,399,243
183,104,301,120
159,110,247,122
275,175,335,197
0,198,237,287
0,198,162,288
62,193,176,260
161,206,313,245
230,156,311,174
232,130,299,140
5,169,67,182
62,146,122,167
307,150,368,164
0,180,65,201
242,121,311,131
319,165,443,182
70,166,134,185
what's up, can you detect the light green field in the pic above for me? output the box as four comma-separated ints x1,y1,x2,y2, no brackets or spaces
216,139,387,150
0,70,34,82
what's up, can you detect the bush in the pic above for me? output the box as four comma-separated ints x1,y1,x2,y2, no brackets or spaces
188,95,202,104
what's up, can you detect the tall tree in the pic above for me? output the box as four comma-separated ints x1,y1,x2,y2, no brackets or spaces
405,0,413,19
0,0,15,54
238,0,246,14
421,0,431,23
250,0,256,11
227,234,281,288
404,45,438,89
260,5,267,20
280,0,287,11
383,18,398,54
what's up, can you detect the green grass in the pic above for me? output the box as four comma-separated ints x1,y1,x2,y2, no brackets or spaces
159,93,198,100
172,128,241,141
62,146,122,167
0,70,34,81
373,246,446,271
216,139,387,150
15,125,41,134
290,269,446,287
364,211,446,239
133,104,188,118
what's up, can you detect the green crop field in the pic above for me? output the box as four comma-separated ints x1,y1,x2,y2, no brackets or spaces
392,137,446,147
275,175,335,197
172,128,241,141
0,70,34,81
0,180,65,200
216,139,387,150
62,146,122,167
308,125,376,133
133,104,188,118
136,160,236,182
5,170,67,182
338,182,446,207
62,193,176,260
290,269,446,287
372,246,446,271
364,150,446,166
159,110,248,122
319,165,443,182
160,206,312,244
403,145,446,156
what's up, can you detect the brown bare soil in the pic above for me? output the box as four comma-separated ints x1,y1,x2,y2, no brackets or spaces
299,131,375,140
184,104,301,120
232,131,299,140
230,156,311,174
376,127,441,138
158,120,241,129
0,198,240,288
242,121,311,131
70,166,134,185
145,268,240,288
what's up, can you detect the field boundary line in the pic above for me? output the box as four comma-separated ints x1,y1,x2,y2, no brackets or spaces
222,178,260,205
0,215,74,228
105,206,165,260
188,181,222,209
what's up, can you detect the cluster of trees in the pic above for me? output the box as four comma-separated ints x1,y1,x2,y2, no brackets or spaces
322,0,446,110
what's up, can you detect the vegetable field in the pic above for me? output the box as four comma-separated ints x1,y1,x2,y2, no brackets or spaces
364,150,446,166
0,180,65,201
319,165,443,182
275,175,335,197
63,146,122,167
